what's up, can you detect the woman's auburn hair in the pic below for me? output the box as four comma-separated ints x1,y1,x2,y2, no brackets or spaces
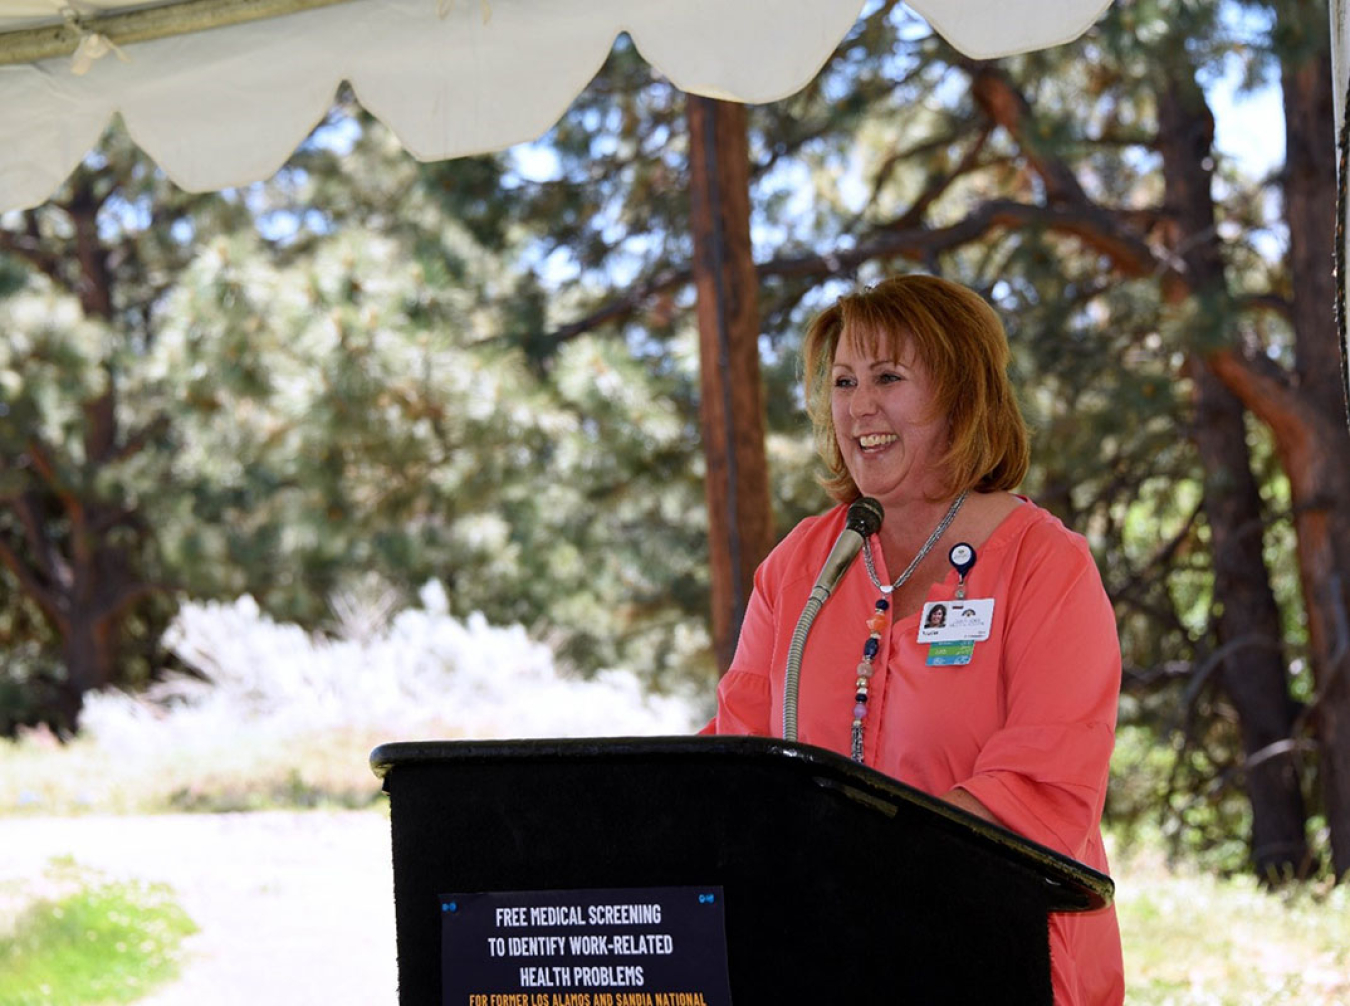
802,274,1030,503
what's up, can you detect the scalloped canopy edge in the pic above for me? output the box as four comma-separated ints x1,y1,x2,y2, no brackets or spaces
0,0,1112,212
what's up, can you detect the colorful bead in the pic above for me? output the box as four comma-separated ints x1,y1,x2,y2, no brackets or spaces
852,592,900,763
854,603,881,746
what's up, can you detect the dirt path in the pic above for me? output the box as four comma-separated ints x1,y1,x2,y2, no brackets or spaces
0,811,398,1005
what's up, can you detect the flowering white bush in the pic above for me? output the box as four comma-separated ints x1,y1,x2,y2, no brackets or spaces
80,582,703,754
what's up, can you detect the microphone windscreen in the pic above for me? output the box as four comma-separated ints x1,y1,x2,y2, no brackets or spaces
845,496,884,537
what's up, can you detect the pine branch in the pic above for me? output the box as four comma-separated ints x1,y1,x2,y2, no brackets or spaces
965,62,1094,206
870,122,993,232
754,70,913,181
528,265,693,350
1110,498,1204,610
109,414,171,465
0,535,67,631
957,60,1184,283
533,197,1164,349
1235,292,1295,323
1207,346,1350,510
91,577,171,623
769,198,1161,280
1205,348,1305,450
24,436,99,575
13,491,64,585
23,438,77,509
0,215,66,288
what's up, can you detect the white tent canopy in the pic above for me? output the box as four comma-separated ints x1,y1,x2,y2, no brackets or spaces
0,0,1114,212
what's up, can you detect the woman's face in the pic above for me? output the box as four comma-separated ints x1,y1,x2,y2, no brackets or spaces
830,329,950,510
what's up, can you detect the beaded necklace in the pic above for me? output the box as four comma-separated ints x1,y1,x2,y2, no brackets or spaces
849,491,968,762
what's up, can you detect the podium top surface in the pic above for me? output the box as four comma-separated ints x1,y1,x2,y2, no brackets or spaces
370,734,1114,914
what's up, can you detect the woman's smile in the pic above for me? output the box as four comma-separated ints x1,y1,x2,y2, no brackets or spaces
858,433,898,450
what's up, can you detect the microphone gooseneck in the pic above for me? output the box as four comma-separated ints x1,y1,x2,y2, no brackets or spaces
783,497,885,742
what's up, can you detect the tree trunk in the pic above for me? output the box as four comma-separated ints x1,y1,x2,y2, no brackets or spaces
1189,364,1314,877
57,612,119,733
1210,348,1350,879
1209,4,1350,879
1281,1,1350,881
687,96,775,673
1157,55,1313,878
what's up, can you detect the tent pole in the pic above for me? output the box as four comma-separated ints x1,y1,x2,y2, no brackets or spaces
0,0,358,68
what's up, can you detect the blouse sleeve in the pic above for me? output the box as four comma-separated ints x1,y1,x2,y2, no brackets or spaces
702,556,779,737
955,532,1120,859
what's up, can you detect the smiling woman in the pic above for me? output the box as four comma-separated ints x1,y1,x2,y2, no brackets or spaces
704,274,1125,1006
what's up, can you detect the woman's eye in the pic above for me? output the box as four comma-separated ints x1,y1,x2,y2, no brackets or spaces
879,372,902,384
833,375,855,388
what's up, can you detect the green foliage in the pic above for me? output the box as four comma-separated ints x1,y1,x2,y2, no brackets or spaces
0,868,197,1006
0,579,62,735
0,89,725,721
0,285,189,683
0,255,25,299
136,206,715,683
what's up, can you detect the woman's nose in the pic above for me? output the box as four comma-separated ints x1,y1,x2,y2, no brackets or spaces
850,383,876,416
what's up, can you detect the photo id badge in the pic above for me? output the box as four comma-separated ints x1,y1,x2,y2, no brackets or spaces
917,599,995,643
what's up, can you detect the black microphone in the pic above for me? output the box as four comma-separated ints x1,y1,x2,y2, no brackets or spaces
808,496,885,602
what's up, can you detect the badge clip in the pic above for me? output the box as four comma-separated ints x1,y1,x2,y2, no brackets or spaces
949,542,976,600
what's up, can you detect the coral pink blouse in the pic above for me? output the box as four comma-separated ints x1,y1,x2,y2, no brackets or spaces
705,499,1124,1005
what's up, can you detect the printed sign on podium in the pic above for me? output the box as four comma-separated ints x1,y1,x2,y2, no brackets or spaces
441,885,732,1006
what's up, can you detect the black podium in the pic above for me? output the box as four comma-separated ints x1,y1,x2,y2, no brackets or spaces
370,736,1113,1005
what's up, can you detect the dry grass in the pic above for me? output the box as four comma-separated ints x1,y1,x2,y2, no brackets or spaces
0,724,399,815
1114,840,1350,1006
